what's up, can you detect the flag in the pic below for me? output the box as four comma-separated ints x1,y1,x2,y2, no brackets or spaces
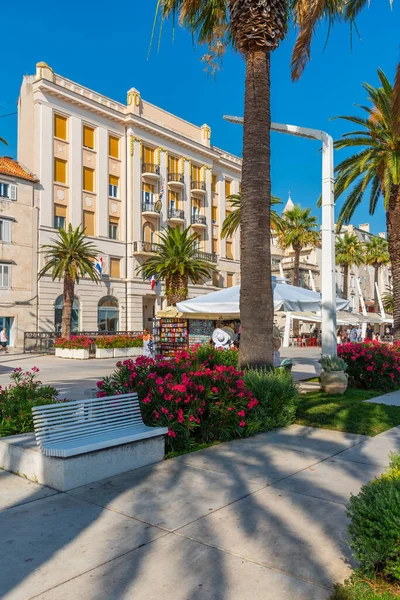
95,257,103,279
159,180,165,202
150,275,157,290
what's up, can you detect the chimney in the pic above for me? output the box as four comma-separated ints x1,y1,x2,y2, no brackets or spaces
378,232,387,239
359,223,370,233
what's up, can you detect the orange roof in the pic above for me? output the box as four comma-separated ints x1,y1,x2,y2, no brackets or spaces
0,156,37,182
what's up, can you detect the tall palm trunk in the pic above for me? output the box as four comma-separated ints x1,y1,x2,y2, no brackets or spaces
373,264,379,314
343,264,349,300
62,270,74,338
167,274,189,306
293,246,301,286
239,51,273,368
386,184,400,340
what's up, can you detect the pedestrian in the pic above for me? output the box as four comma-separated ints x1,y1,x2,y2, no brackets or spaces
366,324,373,340
142,328,154,358
0,327,8,353
356,325,363,342
349,326,358,343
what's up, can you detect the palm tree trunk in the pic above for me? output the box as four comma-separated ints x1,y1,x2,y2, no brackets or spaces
386,184,400,340
293,247,300,286
374,264,379,314
343,264,349,300
167,274,188,306
62,270,74,338
239,50,273,369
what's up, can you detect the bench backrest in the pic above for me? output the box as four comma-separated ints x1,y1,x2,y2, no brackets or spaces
32,393,144,450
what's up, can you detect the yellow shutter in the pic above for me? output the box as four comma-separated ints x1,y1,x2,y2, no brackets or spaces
226,241,233,260
54,204,67,218
83,126,95,149
192,198,201,210
142,182,155,194
212,272,219,286
212,174,218,192
109,175,119,187
143,222,154,243
83,210,95,236
54,114,67,140
110,258,120,278
191,165,200,180
227,273,234,287
109,135,119,158
212,238,218,253
225,180,231,198
212,206,217,222
83,167,95,192
54,158,67,184
144,146,154,163
169,190,179,206
109,216,119,224
169,156,178,172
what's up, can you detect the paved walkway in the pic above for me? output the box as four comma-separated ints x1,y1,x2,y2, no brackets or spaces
2,424,400,600
365,389,400,407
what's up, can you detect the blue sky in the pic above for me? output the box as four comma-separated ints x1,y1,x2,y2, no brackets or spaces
1,1,398,233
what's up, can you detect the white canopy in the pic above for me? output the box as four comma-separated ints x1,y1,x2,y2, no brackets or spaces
286,311,393,325
176,282,350,316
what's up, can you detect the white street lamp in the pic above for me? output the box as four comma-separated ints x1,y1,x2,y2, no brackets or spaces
224,115,337,357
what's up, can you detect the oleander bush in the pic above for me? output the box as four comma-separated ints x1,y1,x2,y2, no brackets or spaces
190,344,238,367
54,335,93,349
95,335,143,349
338,342,400,391
0,368,59,437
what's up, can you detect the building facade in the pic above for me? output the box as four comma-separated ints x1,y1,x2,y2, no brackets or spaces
18,62,241,334
0,157,39,347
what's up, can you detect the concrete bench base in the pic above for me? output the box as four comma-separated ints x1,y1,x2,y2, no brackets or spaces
0,432,165,491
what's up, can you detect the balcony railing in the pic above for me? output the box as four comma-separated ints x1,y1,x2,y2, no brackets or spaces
168,208,185,220
133,241,158,254
191,214,206,225
191,180,206,191
142,201,161,213
168,173,184,184
142,163,160,175
195,250,217,263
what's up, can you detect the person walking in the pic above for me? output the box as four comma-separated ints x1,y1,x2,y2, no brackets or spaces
349,326,358,343
0,327,8,353
366,324,373,341
142,328,154,358
356,325,363,342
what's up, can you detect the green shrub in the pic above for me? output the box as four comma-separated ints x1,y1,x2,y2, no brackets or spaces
0,368,59,437
347,453,400,581
95,335,143,349
319,355,348,372
244,368,298,435
190,344,238,368
332,574,399,599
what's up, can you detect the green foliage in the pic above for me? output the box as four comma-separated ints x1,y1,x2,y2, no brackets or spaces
244,368,298,434
95,335,143,349
277,204,320,252
338,342,400,392
365,237,390,269
335,233,364,269
319,355,348,372
0,368,59,437
54,335,92,349
221,193,282,239
332,573,400,599
347,453,400,581
191,344,238,367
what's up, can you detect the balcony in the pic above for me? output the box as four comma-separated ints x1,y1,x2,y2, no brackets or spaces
167,208,185,222
133,241,158,255
191,180,206,194
168,173,185,187
142,163,160,179
195,250,217,263
191,214,207,228
142,201,161,217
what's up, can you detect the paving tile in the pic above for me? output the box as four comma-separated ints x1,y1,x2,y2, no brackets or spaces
37,533,331,600
180,486,354,589
274,457,385,504
365,391,400,407
0,493,164,600
69,458,264,531
336,426,400,467
0,470,57,511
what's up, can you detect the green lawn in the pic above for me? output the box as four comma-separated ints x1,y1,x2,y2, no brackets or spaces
331,575,400,599
295,388,400,437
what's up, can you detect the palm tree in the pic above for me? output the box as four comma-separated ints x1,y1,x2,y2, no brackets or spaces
383,286,393,314
221,193,283,239
0,137,7,145
365,236,390,313
277,205,320,286
137,226,216,306
335,233,364,300
39,225,100,338
333,69,400,337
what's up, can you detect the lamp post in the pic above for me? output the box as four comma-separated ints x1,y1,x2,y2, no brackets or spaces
223,116,337,357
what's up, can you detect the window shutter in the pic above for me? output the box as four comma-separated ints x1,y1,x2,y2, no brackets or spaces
9,184,17,201
3,220,11,242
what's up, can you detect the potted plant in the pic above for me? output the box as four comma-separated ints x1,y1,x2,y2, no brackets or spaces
319,355,348,394
55,336,92,360
95,336,115,359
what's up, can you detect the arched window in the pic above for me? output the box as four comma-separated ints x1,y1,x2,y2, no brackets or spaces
98,296,119,332
142,222,154,243
54,295,80,333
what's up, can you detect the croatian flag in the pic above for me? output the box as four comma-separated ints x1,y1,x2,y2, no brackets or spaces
150,275,157,290
159,181,165,202
95,257,103,279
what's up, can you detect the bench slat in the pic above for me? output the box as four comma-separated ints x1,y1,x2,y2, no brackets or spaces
34,418,148,445
31,393,139,412
33,406,144,429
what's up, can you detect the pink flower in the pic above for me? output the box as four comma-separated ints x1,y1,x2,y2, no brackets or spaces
177,409,184,424
366,366,374,372
161,407,169,414
211,387,218,394
237,410,246,417
156,377,164,385
142,395,151,404
239,420,246,427
167,429,177,438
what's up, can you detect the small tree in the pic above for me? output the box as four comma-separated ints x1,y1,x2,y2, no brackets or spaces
137,226,215,306
39,225,100,338
365,236,390,313
335,232,364,299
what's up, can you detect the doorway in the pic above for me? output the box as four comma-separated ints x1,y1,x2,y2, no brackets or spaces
0,317,13,347
142,298,156,332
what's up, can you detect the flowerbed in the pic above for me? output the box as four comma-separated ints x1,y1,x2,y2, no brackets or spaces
55,335,92,349
0,368,59,437
95,335,143,349
97,345,297,452
338,341,400,391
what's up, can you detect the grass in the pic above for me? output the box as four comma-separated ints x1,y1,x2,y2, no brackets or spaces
295,387,400,437
331,574,400,599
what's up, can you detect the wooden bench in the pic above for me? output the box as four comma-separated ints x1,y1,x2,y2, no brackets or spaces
32,393,168,458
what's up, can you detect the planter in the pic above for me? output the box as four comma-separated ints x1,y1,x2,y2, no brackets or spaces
320,371,348,395
113,348,131,358
95,348,115,359
71,349,90,360
125,347,142,358
55,348,72,359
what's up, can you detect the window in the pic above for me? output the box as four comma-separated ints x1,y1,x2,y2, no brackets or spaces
143,146,155,164
109,217,119,240
169,156,179,173
0,219,11,242
0,183,9,198
54,204,66,229
83,167,95,192
143,222,155,243
227,273,234,288
191,164,201,181
54,295,79,333
98,296,119,332
0,264,10,288
212,174,218,193
54,114,68,140
83,125,95,149
142,182,155,205
226,241,234,260
109,175,119,198
83,210,95,236
212,237,218,254
212,272,220,287
168,189,179,209
192,197,201,215
110,258,120,278
109,135,119,159
225,179,232,198
54,158,67,184
212,206,217,223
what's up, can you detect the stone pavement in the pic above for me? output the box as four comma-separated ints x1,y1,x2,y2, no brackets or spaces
365,389,400,407
2,423,400,600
